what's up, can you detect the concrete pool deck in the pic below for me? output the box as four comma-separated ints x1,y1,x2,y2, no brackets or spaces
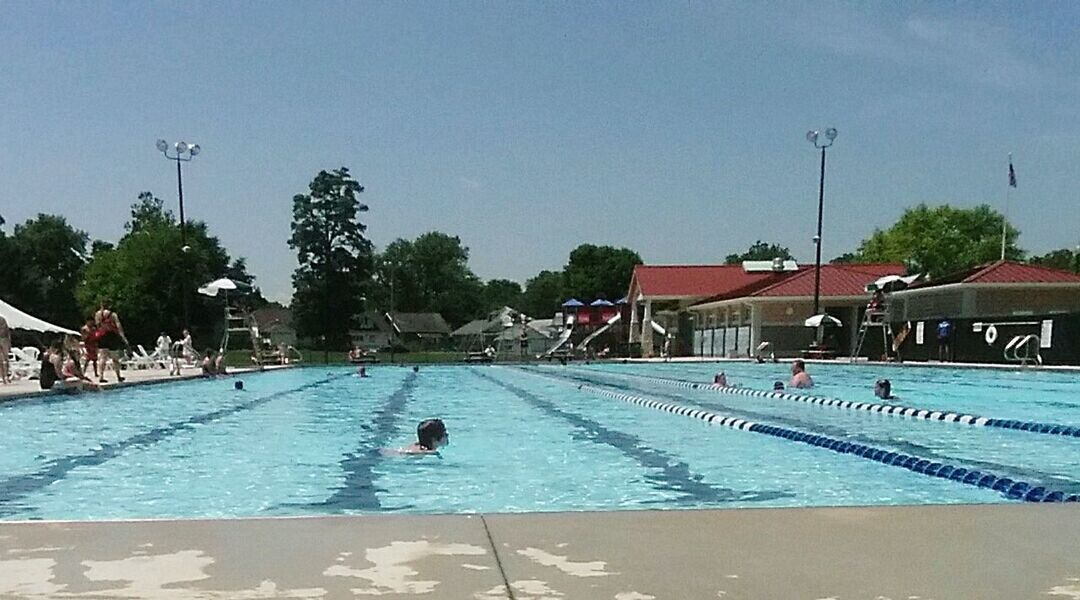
0,364,293,403
0,504,1077,599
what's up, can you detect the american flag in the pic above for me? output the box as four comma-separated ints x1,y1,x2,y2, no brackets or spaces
1009,158,1017,188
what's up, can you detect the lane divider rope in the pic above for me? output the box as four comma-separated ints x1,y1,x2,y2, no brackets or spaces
563,368,1080,439
514,367,1077,504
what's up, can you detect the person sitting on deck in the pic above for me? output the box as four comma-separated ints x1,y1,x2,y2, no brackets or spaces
201,349,217,377
790,359,814,389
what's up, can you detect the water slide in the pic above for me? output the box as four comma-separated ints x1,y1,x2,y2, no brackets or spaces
542,316,575,357
581,313,622,350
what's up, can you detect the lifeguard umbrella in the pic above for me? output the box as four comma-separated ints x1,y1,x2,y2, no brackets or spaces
197,277,242,297
865,273,920,292
590,299,614,307
561,298,585,308
804,314,842,328
0,298,78,334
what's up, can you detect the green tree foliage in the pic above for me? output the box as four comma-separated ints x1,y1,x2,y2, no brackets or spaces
1029,248,1080,273
848,204,1023,278
724,240,795,264
77,192,253,345
289,168,372,347
375,232,484,326
561,244,642,301
521,270,564,318
0,214,89,327
482,279,523,313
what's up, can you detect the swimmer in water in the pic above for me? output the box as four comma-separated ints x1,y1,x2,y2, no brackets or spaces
874,378,896,400
234,380,244,391
713,372,728,386
773,381,785,391
789,360,814,389
357,366,368,378
412,366,419,373
397,419,448,455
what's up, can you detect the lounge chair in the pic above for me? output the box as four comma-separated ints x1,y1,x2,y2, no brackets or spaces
8,348,40,380
125,345,166,370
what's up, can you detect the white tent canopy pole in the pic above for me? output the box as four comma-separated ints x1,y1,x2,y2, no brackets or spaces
0,298,79,335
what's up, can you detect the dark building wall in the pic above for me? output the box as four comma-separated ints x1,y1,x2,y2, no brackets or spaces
892,312,1080,365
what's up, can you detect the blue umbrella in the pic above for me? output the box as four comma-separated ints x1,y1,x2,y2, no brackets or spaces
590,299,614,307
561,298,585,308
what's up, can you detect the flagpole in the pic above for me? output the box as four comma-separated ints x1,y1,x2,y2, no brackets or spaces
1001,153,1010,261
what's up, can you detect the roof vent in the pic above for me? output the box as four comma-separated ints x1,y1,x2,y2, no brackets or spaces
743,260,799,273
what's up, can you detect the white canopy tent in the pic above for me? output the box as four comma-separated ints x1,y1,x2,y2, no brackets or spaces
0,298,78,335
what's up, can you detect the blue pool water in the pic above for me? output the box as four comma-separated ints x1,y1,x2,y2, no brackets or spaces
0,362,1077,520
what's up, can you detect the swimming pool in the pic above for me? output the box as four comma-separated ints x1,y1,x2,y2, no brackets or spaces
0,362,1076,521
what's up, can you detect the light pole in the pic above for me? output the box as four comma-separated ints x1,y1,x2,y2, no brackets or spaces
156,139,201,331
806,128,838,317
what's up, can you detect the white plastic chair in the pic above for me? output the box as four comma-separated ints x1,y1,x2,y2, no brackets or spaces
9,348,40,380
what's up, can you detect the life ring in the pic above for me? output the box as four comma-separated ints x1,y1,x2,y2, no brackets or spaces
984,325,998,345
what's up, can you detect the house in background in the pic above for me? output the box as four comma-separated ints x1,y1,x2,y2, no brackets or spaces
350,311,396,350
451,307,520,351
251,306,297,348
387,312,452,350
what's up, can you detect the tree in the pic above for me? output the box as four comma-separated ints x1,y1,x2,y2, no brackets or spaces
225,258,269,308
0,214,89,327
374,232,484,326
724,240,795,264
521,270,564,318
482,279,523,313
1030,248,1080,273
847,204,1023,278
77,192,245,344
561,244,642,301
289,168,372,347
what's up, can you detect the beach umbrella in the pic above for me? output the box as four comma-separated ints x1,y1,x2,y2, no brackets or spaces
866,273,920,292
561,298,585,308
804,314,842,328
590,299,614,307
197,277,243,297
615,296,628,305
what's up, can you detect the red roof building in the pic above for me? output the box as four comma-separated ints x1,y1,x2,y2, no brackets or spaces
682,263,906,359
892,260,1080,322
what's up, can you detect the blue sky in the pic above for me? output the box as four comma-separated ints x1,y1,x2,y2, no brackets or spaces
2,1,1078,302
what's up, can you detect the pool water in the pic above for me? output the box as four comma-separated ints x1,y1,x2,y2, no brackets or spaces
0,362,1076,521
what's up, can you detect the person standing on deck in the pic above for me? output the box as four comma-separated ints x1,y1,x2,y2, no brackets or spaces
0,315,11,384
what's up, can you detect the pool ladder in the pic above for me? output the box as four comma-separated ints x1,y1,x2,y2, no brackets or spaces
1004,334,1042,366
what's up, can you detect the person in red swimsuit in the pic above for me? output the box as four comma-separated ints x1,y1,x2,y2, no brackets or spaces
80,317,99,379
94,301,128,383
